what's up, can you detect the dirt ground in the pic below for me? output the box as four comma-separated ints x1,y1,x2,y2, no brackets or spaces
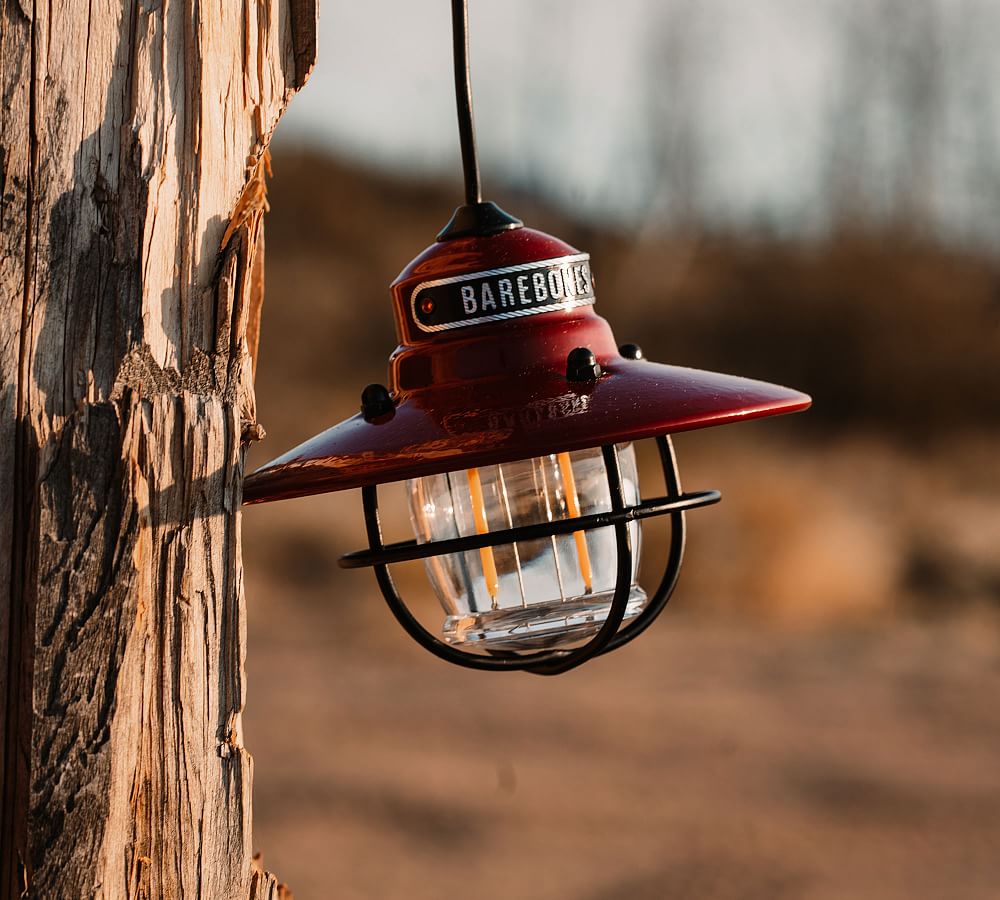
242,562,1000,899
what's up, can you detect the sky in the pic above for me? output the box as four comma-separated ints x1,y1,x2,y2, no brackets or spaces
276,0,1000,244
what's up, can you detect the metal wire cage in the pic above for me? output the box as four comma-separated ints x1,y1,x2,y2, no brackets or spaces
338,436,720,675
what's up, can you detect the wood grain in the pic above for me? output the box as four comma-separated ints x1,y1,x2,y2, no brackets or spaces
0,0,315,895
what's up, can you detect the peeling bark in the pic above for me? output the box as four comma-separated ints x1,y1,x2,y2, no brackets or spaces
0,0,315,896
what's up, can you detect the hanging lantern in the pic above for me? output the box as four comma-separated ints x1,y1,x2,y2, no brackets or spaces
242,1,811,675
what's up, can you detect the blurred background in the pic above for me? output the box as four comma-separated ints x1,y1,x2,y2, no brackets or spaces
242,1,1000,897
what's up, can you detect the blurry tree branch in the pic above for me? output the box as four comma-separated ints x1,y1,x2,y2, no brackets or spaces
640,0,706,234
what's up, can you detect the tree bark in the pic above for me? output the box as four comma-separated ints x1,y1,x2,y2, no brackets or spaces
0,0,315,896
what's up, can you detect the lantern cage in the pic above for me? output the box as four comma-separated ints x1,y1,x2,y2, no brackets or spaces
241,0,811,673
339,435,719,675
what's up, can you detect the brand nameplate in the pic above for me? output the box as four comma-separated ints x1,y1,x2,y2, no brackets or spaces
410,254,596,333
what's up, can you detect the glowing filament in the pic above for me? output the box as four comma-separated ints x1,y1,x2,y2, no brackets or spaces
557,452,593,592
467,467,499,602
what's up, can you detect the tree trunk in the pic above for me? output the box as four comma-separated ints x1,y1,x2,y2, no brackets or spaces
0,0,315,896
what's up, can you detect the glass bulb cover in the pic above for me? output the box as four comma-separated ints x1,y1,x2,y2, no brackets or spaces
406,444,644,650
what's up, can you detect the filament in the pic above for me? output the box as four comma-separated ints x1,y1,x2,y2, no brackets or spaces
557,452,593,592
496,464,528,608
467,467,499,603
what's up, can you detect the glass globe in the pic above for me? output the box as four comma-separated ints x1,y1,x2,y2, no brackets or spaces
407,444,644,650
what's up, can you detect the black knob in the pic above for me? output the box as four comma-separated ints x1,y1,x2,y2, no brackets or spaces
619,342,644,360
566,347,602,382
361,383,395,421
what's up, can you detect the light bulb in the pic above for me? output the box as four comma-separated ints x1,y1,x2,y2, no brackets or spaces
407,444,645,650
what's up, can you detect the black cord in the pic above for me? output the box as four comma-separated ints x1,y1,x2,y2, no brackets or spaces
439,0,522,237
452,0,482,205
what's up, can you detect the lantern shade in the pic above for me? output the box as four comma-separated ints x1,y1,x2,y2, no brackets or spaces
243,226,810,505
242,357,808,503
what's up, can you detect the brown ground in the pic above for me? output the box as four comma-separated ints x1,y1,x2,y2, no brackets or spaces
241,152,1000,898
243,573,1000,899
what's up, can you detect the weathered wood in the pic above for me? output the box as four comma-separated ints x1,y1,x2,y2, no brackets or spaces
0,0,315,895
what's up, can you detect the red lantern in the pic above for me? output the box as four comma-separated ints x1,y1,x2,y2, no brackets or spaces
243,2,810,675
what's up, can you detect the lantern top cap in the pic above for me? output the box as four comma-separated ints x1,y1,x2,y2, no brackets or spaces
243,221,810,505
437,201,523,241
241,3,812,502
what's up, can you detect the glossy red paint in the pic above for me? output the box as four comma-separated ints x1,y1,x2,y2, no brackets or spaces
243,225,811,504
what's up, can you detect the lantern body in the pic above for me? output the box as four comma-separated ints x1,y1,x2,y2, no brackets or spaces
407,444,644,650
242,220,811,672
